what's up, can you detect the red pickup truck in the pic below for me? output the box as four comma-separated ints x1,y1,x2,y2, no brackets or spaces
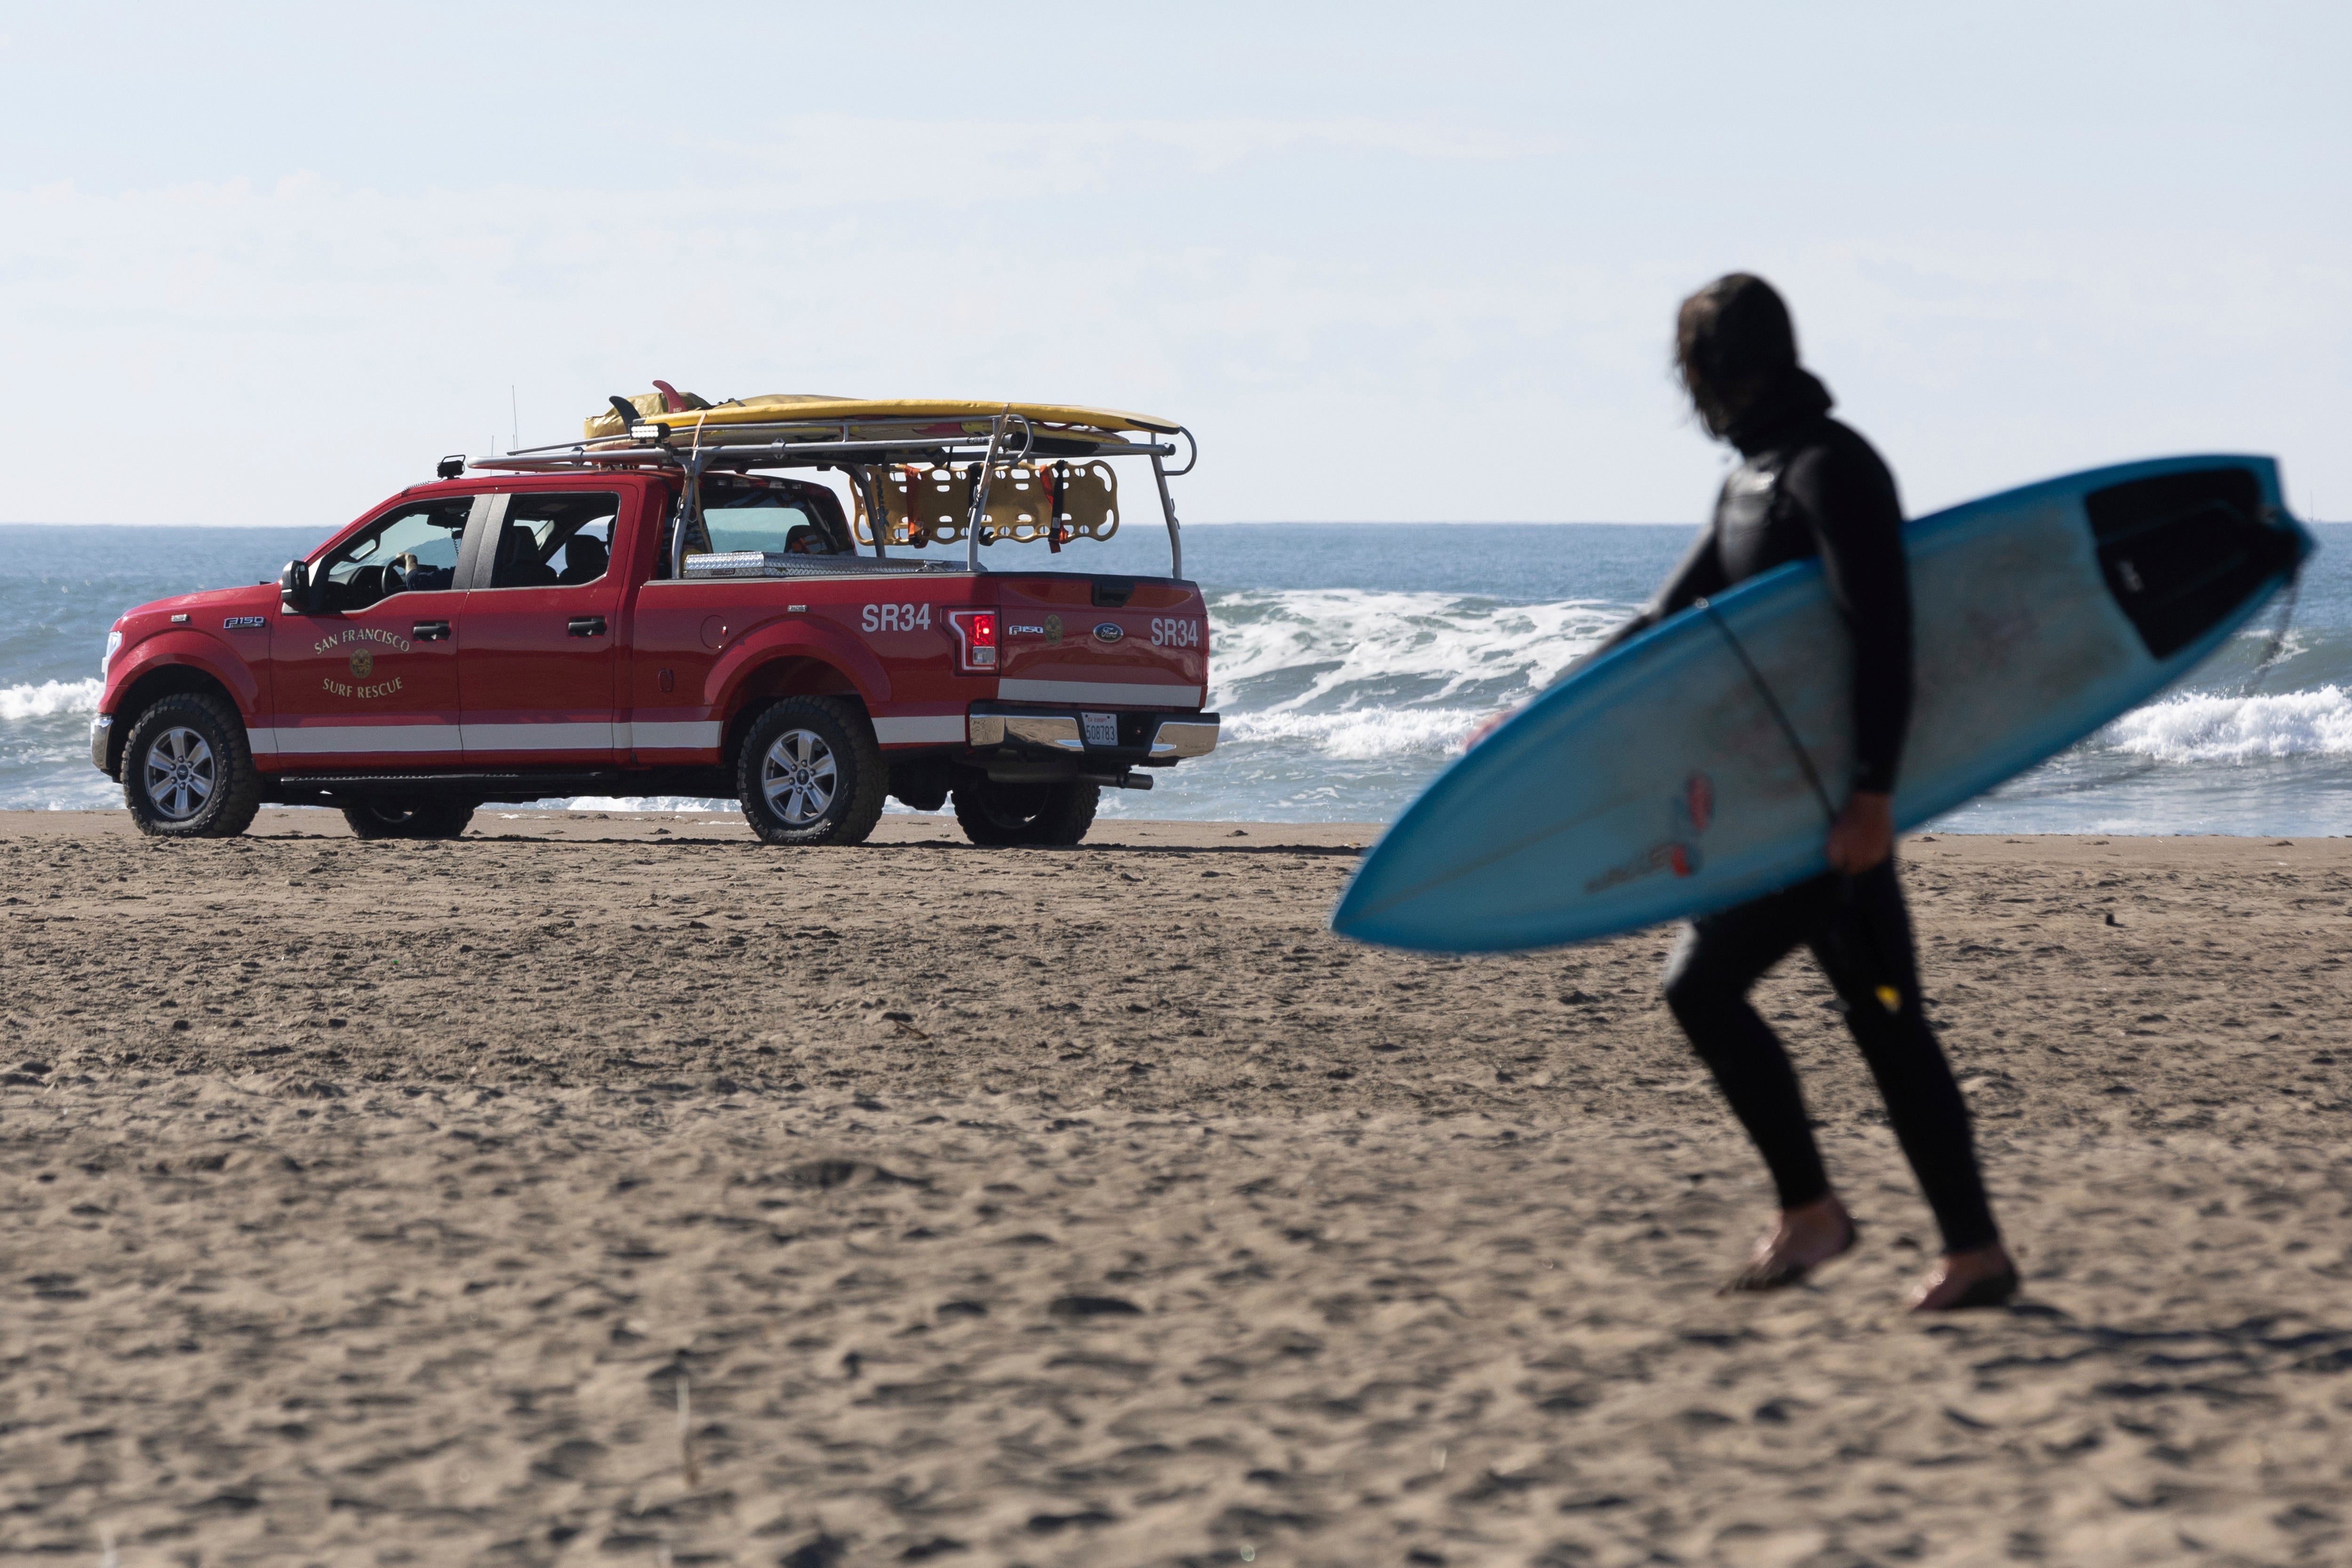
93,395,1218,846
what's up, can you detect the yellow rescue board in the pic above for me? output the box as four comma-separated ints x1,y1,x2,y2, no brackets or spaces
583,392,1178,442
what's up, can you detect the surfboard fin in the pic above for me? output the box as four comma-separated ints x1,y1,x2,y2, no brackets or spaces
652,379,713,412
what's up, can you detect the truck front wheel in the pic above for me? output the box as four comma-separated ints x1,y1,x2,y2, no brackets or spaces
121,692,264,840
953,779,1099,847
737,697,887,847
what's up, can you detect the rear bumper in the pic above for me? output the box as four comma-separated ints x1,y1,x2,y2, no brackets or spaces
965,701,1218,768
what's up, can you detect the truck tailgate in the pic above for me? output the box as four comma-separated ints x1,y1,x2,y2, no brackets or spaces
993,577,1207,709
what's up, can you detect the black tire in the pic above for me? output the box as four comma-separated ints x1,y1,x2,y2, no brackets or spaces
737,696,887,846
121,691,264,840
341,799,477,840
953,779,1099,847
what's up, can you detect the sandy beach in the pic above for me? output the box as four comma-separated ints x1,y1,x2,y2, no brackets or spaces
4,811,2350,1566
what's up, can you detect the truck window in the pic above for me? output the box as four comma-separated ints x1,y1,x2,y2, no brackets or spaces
701,486,851,556
483,492,620,589
315,498,472,612
552,519,611,585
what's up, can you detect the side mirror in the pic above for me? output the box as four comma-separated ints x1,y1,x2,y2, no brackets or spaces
278,560,316,615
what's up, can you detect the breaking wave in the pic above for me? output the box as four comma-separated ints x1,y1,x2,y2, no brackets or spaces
1201,589,1622,761
0,678,102,721
2100,685,2352,763
1207,589,1622,712
1221,705,1487,759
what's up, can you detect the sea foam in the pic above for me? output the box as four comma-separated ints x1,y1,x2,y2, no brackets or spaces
1222,706,1490,759
2101,685,2352,762
0,679,103,721
1207,588,1621,708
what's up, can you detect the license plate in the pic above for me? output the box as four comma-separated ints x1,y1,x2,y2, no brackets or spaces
1081,711,1119,748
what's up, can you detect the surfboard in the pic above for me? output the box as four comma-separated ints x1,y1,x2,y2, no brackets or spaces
582,395,1178,442
1331,455,2313,953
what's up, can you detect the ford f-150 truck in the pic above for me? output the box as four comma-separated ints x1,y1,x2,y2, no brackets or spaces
93,394,1218,847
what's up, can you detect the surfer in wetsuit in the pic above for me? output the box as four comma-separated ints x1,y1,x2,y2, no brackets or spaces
1559,274,2016,1309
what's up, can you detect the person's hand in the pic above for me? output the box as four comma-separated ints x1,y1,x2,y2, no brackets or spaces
1464,708,1518,749
1826,790,1893,874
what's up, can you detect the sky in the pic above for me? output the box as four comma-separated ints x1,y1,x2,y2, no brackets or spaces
0,2,2345,529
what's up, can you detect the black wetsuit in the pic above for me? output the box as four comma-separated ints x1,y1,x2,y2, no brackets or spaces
1624,369,1999,1254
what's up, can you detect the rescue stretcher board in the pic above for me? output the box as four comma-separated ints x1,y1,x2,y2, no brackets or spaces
851,460,1120,546
1333,455,2313,952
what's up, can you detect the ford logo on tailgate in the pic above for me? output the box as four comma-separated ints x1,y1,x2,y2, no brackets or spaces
1092,622,1124,644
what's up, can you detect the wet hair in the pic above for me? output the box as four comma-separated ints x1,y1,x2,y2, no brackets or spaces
1675,273,1799,437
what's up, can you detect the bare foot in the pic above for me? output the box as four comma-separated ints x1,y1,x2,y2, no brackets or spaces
1908,1244,2018,1311
1719,1194,1857,1293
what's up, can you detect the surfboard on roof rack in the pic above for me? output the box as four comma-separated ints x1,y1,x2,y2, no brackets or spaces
580,391,1180,443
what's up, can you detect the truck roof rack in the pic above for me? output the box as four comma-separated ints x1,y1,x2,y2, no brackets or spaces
463,406,1199,579
469,412,1179,474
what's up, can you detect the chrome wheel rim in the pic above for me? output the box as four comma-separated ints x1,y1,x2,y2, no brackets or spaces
760,728,838,826
142,725,216,821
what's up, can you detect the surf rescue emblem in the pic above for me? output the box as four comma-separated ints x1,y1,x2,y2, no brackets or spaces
349,650,375,680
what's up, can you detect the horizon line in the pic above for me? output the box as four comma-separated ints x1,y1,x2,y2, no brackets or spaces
5,517,2341,531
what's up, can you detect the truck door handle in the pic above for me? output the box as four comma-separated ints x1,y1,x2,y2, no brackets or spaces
568,616,607,637
412,620,452,641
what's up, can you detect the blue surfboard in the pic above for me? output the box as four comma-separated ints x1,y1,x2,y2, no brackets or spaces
1332,455,2312,953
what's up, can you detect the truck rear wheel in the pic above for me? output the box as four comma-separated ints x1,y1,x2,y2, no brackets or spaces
341,800,477,840
738,696,887,847
953,779,1099,847
121,692,264,840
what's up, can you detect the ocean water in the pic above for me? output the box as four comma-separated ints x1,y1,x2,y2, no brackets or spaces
6,519,2349,835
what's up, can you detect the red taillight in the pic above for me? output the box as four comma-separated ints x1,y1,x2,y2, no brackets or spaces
948,609,998,672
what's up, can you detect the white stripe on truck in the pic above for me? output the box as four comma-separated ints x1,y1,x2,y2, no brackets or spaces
627,721,724,750
873,716,968,745
461,722,613,751
254,724,462,755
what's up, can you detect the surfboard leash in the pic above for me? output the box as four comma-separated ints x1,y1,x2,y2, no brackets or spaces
1697,598,1840,826
2240,565,2302,699
1698,598,1918,1012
